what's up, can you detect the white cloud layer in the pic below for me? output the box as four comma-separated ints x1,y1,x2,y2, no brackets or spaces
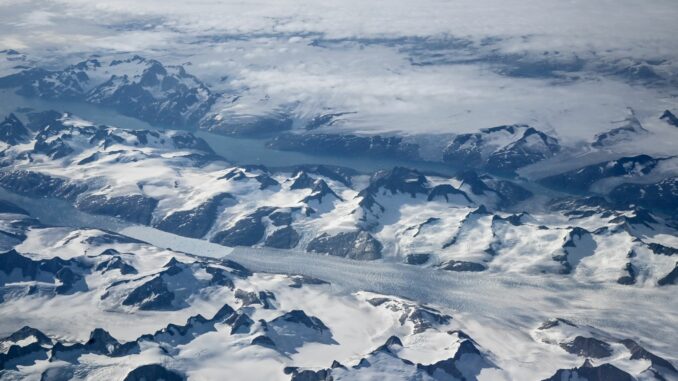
0,0,677,141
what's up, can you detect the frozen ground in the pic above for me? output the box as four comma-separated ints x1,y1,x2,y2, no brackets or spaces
2,187,676,379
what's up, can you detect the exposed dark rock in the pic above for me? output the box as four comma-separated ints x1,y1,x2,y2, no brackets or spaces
541,360,634,381
363,167,428,197
560,336,613,358
289,164,356,187
123,364,184,381
75,194,158,225
0,200,29,215
220,259,252,278
307,230,382,260
271,310,329,332
427,184,472,203
0,342,48,369
457,170,492,195
657,263,678,286
95,256,138,275
83,232,143,246
592,115,647,148
368,297,452,334
302,179,342,204
227,312,254,334
486,127,560,173
290,171,315,190
205,266,234,288
538,318,578,330
267,133,419,160
288,275,329,288
619,339,677,373
264,226,301,249
647,243,678,256
404,253,431,265
269,210,293,226
235,289,262,306
374,336,403,354
289,369,333,381
252,335,276,348
0,249,88,294
660,110,678,127
554,227,596,274
5,57,215,128
0,113,30,144
0,170,87,201
304,111,353,130
610,208,659,230
206,114,293,136
541,155,658,193
617,263,637,285
443,125,559,174
255,174,280,189
211,208,273,246
122,276,175,310
40,366,75,381
417,340,488,380
491,179,533,207
440,260,486,272
1,326,51,346
154,193,233,238
25,110,63,131
266,310,336,354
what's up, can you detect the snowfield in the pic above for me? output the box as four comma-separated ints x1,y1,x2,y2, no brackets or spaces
0,2,677,376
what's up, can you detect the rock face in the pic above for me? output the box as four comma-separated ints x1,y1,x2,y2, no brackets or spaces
267,133,420,160
440,260,486,272
123,364,184,381
540,155,658,193
75,194,158,225
0,113,30,144
592,112,647,148
660,110,678,127
0,170,86,200
0,56,215,127
559,336,613,358
210,209,272,246
418,340,493,380
154,193,233,238
443,125,560,173
205,113,294,136
609,177,677,213
266,310,336,354
302,179,342,204
307,230,382,260
657,263,678,286
0,249,88,294
264,226,301,249
619,339,678,373
404,253,431,265
427,184,472,203
122,275,176,310
364,167,429,197
542,360,634,381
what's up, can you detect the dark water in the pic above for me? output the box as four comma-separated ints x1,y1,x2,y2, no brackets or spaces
0,89,460,175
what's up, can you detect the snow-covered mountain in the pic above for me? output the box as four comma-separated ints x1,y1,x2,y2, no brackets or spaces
442,125,561,174
0,196,676,380
0,56,216,127
0,111,675,290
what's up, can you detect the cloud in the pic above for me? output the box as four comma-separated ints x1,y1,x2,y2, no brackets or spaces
0,0,676,142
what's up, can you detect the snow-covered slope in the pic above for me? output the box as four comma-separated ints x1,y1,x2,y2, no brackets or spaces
0,196,676,380
0,56,215,127
0,111,675,290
